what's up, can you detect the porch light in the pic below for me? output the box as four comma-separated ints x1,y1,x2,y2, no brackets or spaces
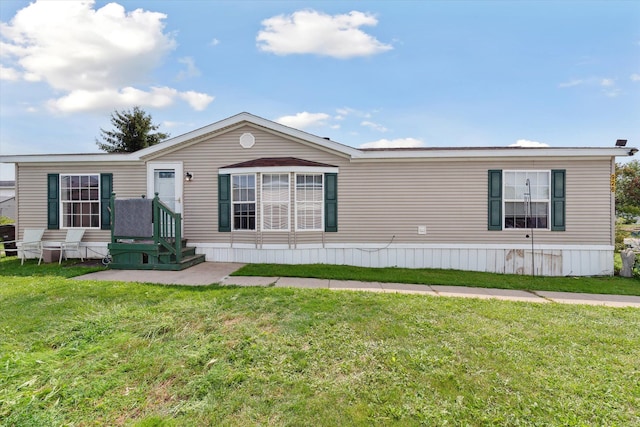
185,172,193,182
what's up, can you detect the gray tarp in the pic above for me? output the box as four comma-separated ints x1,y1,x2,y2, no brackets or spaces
113,198,153,238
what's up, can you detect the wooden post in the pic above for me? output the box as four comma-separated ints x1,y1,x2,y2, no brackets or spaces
153,192,160,246
175,213,182,263
110,192,116,244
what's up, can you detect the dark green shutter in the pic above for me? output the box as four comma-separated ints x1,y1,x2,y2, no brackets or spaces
488,170,502,230
551,169,566,231
324,173,338,232
218,174,231,232
100,173,113,230
47,174,59,229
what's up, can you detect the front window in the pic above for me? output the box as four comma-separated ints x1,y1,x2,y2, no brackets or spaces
232,174,256,230
61,174,100,228
504,171,550,229
261,174,290,231
296,174,323,231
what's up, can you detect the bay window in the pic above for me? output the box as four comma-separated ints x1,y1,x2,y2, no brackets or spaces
295,174,323,231
232,174,256,230
261,173,290,231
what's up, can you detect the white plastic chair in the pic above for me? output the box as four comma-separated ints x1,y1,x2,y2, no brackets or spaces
17,228,45,265
58,229,86,264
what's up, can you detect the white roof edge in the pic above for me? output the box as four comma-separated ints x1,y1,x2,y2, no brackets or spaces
351,147,636,159
2,146,634,164
0,153,138,163
136,112,362,159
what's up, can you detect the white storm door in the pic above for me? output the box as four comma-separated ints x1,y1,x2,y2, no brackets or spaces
147,162,183,214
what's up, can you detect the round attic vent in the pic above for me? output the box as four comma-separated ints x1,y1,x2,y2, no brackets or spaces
239,132,255,149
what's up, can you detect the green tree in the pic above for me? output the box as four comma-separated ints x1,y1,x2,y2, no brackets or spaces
96,106,169,153
616,160,640,221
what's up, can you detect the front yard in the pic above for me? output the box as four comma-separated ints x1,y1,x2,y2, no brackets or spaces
1,259,639,426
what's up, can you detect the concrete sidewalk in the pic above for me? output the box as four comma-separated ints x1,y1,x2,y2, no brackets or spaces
74,262,640,308
221,276,640,308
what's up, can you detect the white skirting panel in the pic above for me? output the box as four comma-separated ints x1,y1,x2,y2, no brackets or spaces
194,244,614,277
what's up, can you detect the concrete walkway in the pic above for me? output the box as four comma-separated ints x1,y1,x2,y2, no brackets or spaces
74,262,640,308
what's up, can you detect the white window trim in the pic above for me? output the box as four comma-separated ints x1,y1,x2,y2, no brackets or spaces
231,173,257,232
59,173,101,230
502,170,551,231
294,173,324,232
260,173,291,232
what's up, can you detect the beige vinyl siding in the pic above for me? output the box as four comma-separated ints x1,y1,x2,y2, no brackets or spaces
152,124,613,247
16,162,144,242
332,158,612,246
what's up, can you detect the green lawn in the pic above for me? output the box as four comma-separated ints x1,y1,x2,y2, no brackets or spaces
1,258,639,426
234,263,640,296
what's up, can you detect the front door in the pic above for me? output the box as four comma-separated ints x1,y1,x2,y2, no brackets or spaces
147,162,183,214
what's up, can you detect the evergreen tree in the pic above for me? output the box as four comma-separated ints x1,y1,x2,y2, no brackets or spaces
96,106,169,153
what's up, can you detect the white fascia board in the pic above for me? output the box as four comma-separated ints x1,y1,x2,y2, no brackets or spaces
135,112,362,159
351,147,635,160
0,153,138,163
219,166,339,175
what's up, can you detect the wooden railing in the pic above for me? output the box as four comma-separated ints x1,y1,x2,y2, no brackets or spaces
153,193,182,263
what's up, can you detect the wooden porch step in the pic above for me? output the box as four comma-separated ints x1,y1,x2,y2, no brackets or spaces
109,253,205,271
107,239,205,271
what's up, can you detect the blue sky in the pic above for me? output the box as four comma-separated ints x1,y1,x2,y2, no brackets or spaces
1,0,639,180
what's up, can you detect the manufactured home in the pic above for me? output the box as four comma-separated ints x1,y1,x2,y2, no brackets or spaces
1,112,636,275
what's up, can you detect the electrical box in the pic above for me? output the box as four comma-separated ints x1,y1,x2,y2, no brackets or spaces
418,226,427,235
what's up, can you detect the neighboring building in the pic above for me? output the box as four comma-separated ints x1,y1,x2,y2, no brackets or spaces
0,113,636,275
0,181,16,219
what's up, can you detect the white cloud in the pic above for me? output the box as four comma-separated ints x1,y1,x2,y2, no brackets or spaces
257,10,392,58
210,38,220,46
179,91,214,111
509,139,549,148
1,1,174,91
162,121,181,128
276,112,330,129
631,73,640,82
360,138,424,149
361,120,388,132
1,0,213,112
600,78,615,87
335,107,371,118
47,86,213,113
176,57,201,80
558,79,586,88
48,87,176,113
558,76,621,97
0,64,20,81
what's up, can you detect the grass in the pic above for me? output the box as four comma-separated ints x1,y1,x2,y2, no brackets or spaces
233,263,640,296
1,257,639,426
